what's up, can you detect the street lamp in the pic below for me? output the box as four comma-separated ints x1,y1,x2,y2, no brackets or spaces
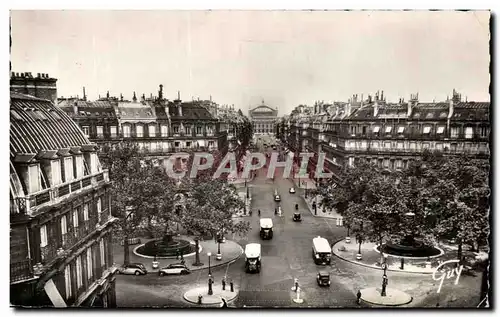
207,252,212,275
381,254,389,297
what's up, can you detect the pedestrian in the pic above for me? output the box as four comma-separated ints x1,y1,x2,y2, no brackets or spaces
249,209,253,216
220,298,228,308
258,209,261,216
274,207,277,215
295,203,298,210
356,290,362,305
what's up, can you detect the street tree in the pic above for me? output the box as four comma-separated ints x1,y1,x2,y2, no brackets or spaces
181,178,250,265
102,142,148,264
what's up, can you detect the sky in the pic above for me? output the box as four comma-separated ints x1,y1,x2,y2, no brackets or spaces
10,10,491,115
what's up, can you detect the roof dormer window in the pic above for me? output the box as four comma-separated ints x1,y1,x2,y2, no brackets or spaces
423,126,431,134
385,126,392,133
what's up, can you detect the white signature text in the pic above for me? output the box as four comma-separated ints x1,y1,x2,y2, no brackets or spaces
432,259,463,293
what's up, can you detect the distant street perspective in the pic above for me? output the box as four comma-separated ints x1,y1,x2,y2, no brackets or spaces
9,10,490,309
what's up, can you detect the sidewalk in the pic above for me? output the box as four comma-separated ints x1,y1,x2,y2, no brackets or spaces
113,235,244,273
184,286,239,306
332,239,472,274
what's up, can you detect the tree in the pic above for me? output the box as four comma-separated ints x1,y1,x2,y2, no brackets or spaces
181,178,250,265
103,142,148,264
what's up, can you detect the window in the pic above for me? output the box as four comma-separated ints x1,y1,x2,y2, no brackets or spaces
465,127,473,139
350,126,356,135
436,143,443,150
372,141,379,148
383,159,390,168
82,126,90,137
208,141,215,148
136,125,144,137
410,142,416,150
385,142,391,149
395,160,403,169
123,125,131,138
362,126,367,135
40,225,48,247
64,157,73,182
437,126,445,134
397,142,404,149
73,209,79,228
161,125,168,137
186,141,192,148
207,126,214,135
61,215,67,235
349,141,355,148
173,126,180,134
28,164,40,193
83,204,89,221
361,141,367,148
97,198,102,222
96,126,103,138
385,126,392,133
162,141,169,150
90,153,99,174
86,248,93,279
423,143,430,149
150,142,157,152
185,126,192,135
51,160,61,186
348,157,355,167
148,125,156,137
397,126,405,133
65,265,72,299
480,127,489,138
423,126,431,134
76,256,83,288
100,239,105,267
75,156,84,178
373,126,380,133
174,141,180,148
196,126,203,135
110,126,117,137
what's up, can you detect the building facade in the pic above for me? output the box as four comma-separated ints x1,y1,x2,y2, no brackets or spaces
10,92,117,307
56,85,245,167
281,90,490,182
249,100,278,135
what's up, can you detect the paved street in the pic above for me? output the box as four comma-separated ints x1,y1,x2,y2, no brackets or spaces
115,149,483,308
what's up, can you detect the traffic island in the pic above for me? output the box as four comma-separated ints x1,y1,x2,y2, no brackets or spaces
184,286,238,306
360,287,412,306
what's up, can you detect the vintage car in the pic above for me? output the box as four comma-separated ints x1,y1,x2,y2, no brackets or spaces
159,263,191,276
316,270,331,286
118,263,148,276
289,187,296,194
293,212,302,222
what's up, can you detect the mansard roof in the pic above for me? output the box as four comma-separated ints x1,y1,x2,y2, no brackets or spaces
167,102,215,120
10,92,91,159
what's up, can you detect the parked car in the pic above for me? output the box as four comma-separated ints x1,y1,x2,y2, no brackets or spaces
316,270,331,286
274,190,281,202
118,263,148,276
289,187,296,194
159,263,191,276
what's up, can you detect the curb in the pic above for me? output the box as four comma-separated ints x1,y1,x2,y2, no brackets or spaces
132,240,203,259
189,243,244,272
331,239,438,275
360,287,413,307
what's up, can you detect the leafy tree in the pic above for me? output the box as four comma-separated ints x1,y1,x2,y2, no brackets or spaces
181,178,250,265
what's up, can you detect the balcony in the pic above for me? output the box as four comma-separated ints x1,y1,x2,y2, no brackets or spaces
12,170,110,216
11,259,33,283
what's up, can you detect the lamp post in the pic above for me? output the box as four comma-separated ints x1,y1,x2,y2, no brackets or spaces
381,254,389,296
207,252,212,275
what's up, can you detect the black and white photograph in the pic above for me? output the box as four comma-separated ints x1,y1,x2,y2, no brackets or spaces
7,7,492,309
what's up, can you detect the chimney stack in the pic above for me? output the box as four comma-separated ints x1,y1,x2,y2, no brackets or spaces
120,93,123,101
158,84,163,100
83,87,87,101
177,90,181,101
106,91,110,99
133,91,137,102
142,93,145,102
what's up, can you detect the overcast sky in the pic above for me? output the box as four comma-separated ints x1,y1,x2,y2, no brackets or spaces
10,10,490,114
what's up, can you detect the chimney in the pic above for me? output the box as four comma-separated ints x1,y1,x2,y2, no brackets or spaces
448,93,454,119
178,104,183,117
73,101,78,115
106,91,110,99
120,93,123,101
133,91,137,102
158,84,163,100
177,90,181,101
345,102,352,117
381,90,384,101
37,73,40,78
83,87,87,101
373,99,379,117
142,93,145,102
408,93,418,117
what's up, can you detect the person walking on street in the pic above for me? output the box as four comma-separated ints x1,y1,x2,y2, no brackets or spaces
258,209,261,216
220,298,228,308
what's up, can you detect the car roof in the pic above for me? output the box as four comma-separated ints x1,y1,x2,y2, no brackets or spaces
318,271,330,276
168,263,186,267
128,263,144,266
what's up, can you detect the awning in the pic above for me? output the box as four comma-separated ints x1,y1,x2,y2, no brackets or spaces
44,279,67,307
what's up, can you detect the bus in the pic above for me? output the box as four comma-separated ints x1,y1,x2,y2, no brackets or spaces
312,236,332,265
